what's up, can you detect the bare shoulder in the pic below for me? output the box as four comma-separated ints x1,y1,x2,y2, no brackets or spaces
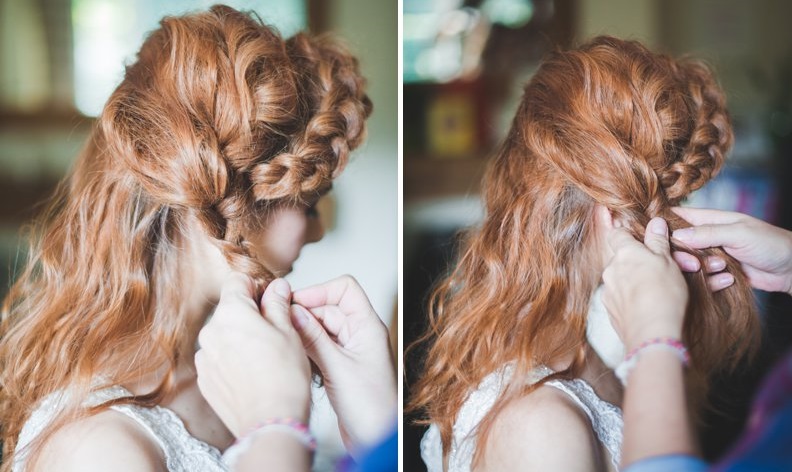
34,409,166,472
476,385,600,472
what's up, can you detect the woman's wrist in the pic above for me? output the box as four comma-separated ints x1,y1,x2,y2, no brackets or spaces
616,337,689,386
625,329,682,353
225,420,314,472
249,408,309,435
624,312,683,353
235,391,311,438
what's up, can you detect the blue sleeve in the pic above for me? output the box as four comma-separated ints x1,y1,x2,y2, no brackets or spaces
353,426,397,472
715,397,792,472
336,422,397,472
623,455,709,472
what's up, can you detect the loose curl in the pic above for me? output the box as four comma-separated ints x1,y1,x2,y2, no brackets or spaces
0,5,371,469
408,36,759,467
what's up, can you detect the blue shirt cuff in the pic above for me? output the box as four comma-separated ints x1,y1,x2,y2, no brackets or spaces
623,454,709,472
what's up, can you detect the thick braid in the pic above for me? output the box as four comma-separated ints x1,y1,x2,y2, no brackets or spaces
659,60,732,202
615,51,758,381
250,33,372,201
192,190,273,288
194,6,300,286
208,5,299,173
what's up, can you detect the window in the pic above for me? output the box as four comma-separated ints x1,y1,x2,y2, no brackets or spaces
72,0,306,116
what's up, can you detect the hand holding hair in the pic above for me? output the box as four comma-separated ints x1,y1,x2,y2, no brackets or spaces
290,275,396,458
603,218,697,467
671,207,792,296
195,274,311,438
602,217,689,351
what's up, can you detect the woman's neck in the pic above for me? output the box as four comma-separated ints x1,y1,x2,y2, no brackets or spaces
113,231,235,449
121,283,234,449
124,282,218,395
547,344,623,407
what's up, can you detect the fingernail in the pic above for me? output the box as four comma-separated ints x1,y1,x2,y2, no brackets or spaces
708,258,726,272
271,278,291,299
649,217,667,235
673,228,694,241
676,253,700,271
718,273,735,288
291,304,309,328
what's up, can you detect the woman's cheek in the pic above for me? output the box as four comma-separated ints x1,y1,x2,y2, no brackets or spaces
268,211,311,270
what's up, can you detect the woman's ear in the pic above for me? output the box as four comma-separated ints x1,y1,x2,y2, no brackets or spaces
594,204,623,271
595,204,627,230
594,204,616,230
184,213,233,297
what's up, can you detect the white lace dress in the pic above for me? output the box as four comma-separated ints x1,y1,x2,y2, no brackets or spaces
420,364,623,472
13,385,227,472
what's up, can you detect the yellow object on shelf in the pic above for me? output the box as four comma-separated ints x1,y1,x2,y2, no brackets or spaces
426,91,478,159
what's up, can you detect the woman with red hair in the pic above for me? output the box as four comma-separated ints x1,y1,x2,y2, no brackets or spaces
0,5,371,471
410,36,759,471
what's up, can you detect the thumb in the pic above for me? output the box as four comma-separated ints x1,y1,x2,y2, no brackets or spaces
644,217,671,257
291,304,339,369
261,278,294,333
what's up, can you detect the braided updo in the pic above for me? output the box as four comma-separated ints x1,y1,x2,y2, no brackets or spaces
520,37,731,215
515,36,757,381
101,4,371,285
411,36,759,462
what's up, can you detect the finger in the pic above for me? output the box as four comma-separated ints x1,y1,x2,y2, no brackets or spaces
219,272,258,311
704,256,727,274
708,272,735,292
643,217,671,257
605,227,645,267
672,251,701,272
302,305,347,338
292,275,373,314
606,227,643,253
260,278,294,333
672,223,744,250
290,304,339,369
671,207,744,226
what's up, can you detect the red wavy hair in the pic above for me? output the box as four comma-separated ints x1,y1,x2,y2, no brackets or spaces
409,36,759,467
0,5,371,469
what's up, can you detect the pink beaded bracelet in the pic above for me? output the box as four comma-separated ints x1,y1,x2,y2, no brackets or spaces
615,337,690,386
626,337,690,365
222,417,317,467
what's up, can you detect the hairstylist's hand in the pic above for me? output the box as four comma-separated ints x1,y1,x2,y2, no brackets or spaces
671,207,792,296
195,274,311,438
602,217,689,351
290,275,396,457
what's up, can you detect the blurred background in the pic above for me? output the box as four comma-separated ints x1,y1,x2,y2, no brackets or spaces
404,0,792,469
0,0,396,470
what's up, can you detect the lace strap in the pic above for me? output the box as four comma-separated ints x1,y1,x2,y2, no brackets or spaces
420,365,624,472
108,400,225,471
544,378,623,467
14,385,226,472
